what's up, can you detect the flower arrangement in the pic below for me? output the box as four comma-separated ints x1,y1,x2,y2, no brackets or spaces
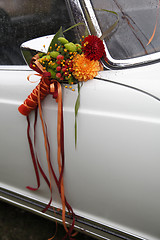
38,32,104,83
18,27,105,239
18,27,104,116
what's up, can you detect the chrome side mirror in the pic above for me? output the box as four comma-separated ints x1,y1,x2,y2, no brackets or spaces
20,35,54,65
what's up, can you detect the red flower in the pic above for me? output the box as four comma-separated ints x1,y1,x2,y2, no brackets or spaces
81,35,105,61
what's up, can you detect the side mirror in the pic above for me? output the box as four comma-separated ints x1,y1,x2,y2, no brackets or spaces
20,35,54,65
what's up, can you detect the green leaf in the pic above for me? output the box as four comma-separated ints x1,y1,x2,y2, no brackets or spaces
48,27,64,52
48,23,88,53
75,119,77,148
75,90,80,116
75,82,83,147
95,9,119,40
63,22,88,35
75,92,80,147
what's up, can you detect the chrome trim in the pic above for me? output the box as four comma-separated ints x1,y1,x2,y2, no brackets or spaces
80,0,102,36
71,0,160,69
0,187,146,240
0,65,31,71
65,0,90,38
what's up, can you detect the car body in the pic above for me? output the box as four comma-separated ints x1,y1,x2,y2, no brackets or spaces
1,1,160,240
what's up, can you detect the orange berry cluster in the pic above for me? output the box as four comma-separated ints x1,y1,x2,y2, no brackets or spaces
38,37,82,85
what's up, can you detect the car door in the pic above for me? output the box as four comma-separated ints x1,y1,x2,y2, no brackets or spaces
1,1,160,240
0,0,75,204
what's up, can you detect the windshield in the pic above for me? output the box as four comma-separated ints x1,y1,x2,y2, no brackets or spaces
91,0,160,60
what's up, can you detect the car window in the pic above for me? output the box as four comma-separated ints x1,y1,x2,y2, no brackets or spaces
0,0,72,65
91,0,160,60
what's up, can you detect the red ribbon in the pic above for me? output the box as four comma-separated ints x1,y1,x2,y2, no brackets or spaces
19,54,76,239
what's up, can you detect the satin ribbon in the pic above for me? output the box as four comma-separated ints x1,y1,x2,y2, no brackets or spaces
18,74,51,115
26,113,40,191
18,54,51,116
37,81,76,238
50,81,67,232
22,54,76,239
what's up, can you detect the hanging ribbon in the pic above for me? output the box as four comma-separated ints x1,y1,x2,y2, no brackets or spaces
48,80,76,238
19,54,76,239
27,109,53,212
26,112,40,191
18,75,51,116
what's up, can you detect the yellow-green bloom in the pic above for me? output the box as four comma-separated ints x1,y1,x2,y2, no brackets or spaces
58,37,69,44
50,51,60,58
64,42,77,52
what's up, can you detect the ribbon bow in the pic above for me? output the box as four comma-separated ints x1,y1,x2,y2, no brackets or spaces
18,55,76,239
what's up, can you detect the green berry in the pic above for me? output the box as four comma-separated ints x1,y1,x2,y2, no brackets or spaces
38,52,45,58
75,44,81,49
39,55,51,62
50,51,60,59
46,55,51,60
38,55,47,63
47,68,56,79
75,44,82,53
41,55,47,60
58,37,69,44
50,62,58,69
64,42,77,52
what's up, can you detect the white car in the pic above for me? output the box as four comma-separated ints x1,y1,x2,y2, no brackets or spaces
1,1,160,240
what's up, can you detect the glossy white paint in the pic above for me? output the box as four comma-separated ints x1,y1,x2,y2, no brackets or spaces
21,35,54,54
1,59,160,239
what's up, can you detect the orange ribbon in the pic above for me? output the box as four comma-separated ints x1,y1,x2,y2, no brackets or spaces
50,81,68,234
19,54,76,238
18,73,51,115
36,80,68,235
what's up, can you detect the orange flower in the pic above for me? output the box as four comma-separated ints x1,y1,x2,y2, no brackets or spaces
72,54,102,82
